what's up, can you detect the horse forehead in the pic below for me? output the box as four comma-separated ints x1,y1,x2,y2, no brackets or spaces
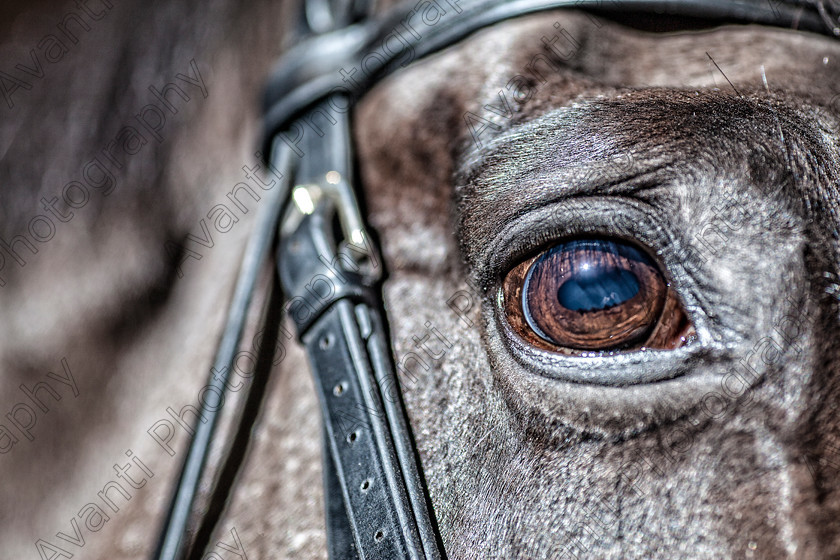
354,10,840,271
356,11,840,145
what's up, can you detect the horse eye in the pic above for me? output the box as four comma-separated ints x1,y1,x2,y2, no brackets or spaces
502,239,694,354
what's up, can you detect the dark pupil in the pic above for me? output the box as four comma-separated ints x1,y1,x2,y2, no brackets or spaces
556,267,640,311
523,239,666,350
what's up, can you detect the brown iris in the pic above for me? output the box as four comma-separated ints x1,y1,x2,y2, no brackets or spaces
502,239,693,353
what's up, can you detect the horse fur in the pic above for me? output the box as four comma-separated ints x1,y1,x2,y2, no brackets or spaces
2,1,840,559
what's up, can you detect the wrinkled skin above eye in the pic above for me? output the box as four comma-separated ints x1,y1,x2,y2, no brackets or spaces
346,7,840,560
502,239,694,353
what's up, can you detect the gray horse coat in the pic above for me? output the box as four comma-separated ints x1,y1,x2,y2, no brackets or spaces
1,1,839,559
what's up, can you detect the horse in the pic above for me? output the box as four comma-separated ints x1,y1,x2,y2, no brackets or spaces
2,0,840,558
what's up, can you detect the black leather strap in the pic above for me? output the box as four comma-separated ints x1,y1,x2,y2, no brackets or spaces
304,299,418,559
322,423,360,559
279,203,442,559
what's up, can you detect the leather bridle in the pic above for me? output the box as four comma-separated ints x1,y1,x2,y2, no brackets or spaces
153,1,840,558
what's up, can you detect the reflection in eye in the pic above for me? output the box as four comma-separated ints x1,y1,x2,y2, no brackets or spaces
502,239,694,354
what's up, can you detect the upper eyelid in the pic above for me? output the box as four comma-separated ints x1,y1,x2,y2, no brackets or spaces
463,151,670,212
480,195,667,286
458,156,677,282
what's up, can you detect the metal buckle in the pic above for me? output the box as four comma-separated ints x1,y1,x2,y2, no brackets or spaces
280,95,380,286
278,96,382,336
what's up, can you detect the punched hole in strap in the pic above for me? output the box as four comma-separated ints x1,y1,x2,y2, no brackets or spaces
319,333,334,349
